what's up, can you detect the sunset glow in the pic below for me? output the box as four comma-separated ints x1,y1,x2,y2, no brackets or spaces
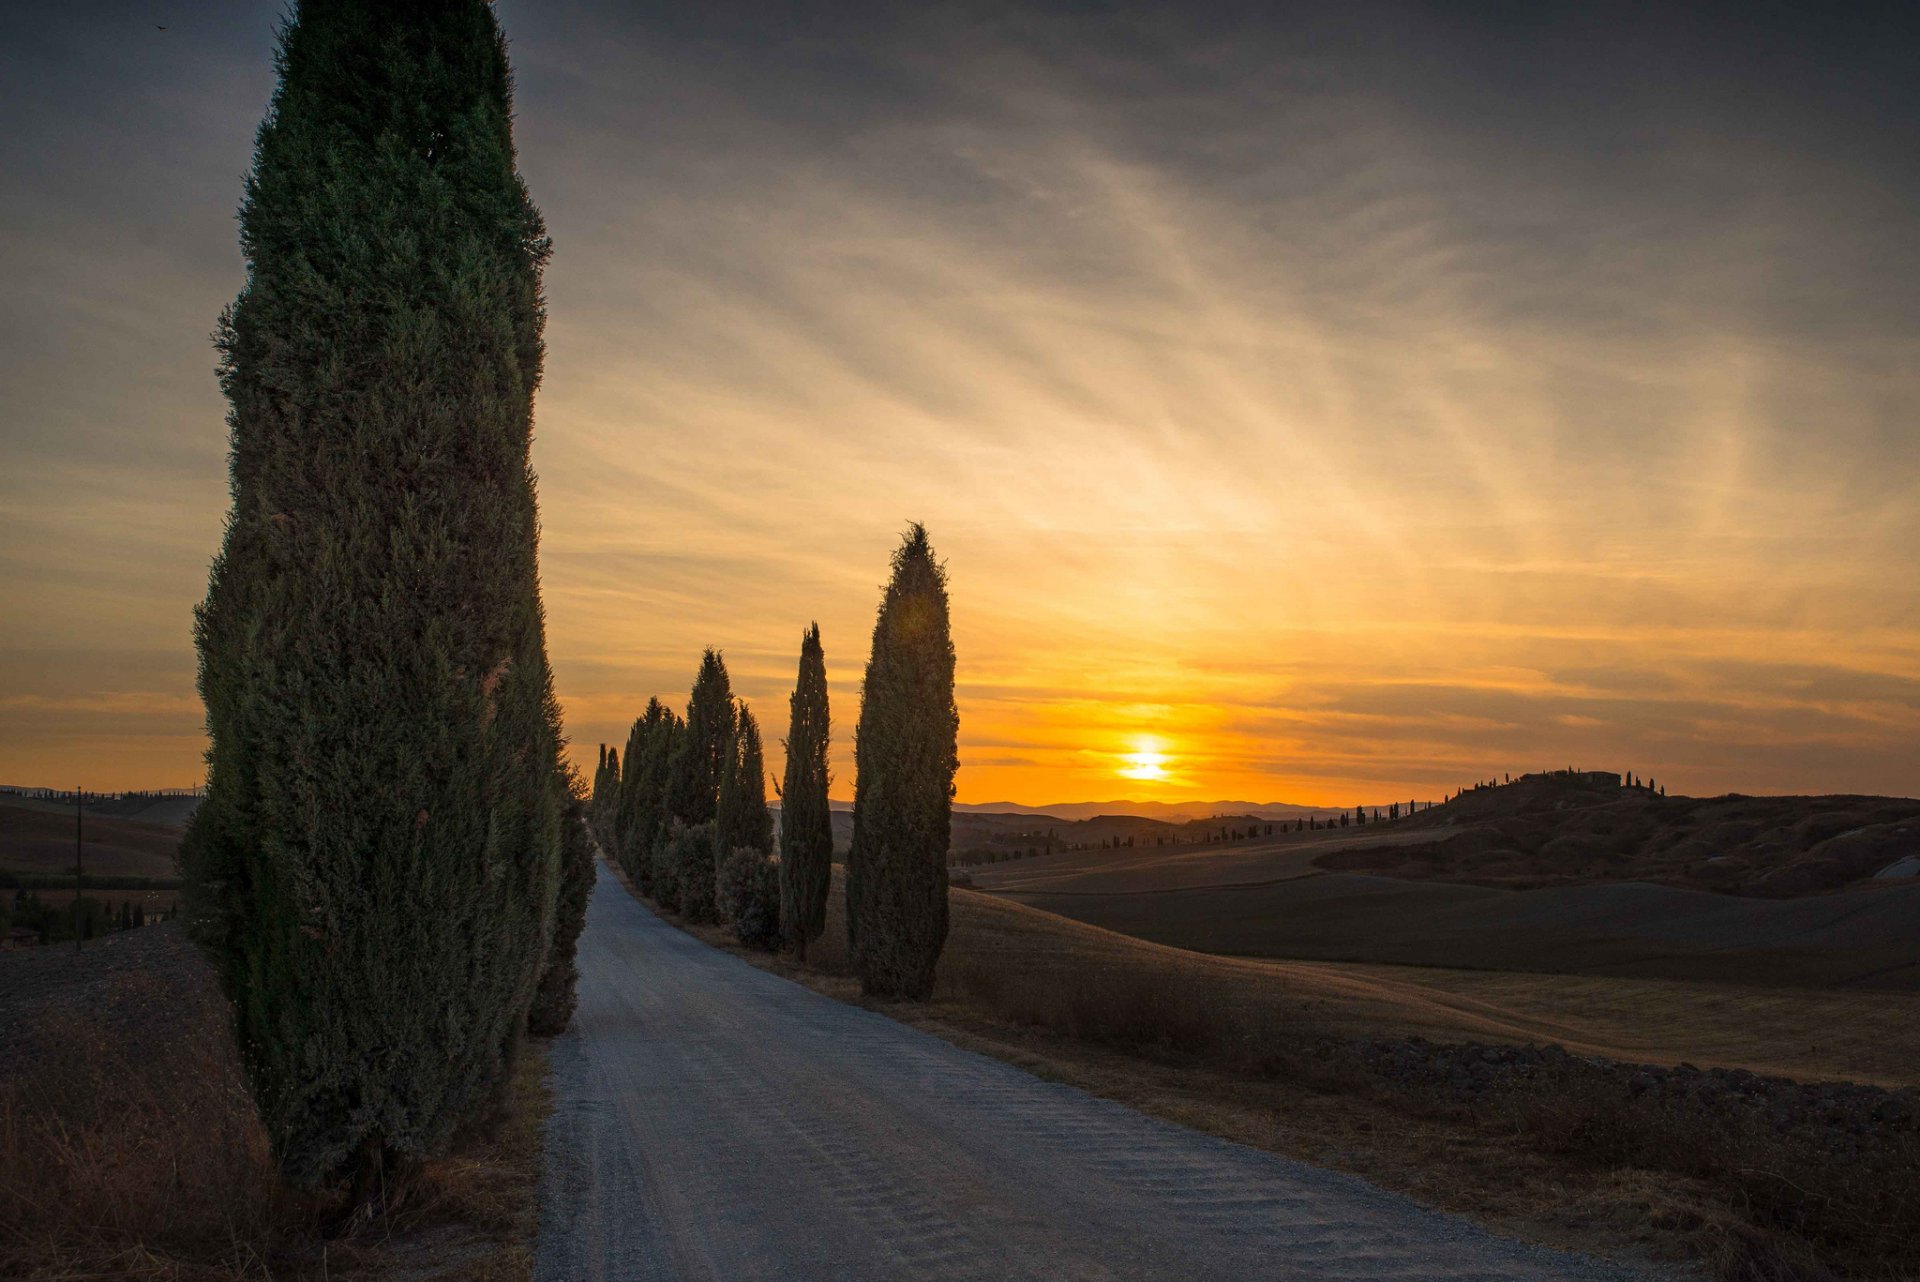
1,5,1915,806
1118,740,1172,784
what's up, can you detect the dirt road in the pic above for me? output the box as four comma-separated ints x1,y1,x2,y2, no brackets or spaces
534,864,1667,1281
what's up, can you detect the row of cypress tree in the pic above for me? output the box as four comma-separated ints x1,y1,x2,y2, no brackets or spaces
596,525,958,998
180,0,593,1200
181,0,960,1205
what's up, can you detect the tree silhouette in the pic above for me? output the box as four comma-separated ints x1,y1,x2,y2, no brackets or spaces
179,0,563,1195
847,526,958,999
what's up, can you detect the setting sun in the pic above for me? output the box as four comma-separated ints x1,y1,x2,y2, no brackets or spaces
1118,740,1172,783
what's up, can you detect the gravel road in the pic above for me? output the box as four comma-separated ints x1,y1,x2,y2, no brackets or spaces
534,864,1670,1281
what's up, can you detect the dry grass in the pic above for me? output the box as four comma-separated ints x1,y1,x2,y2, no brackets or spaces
916,882,1915,1089
639,868,1918,1282
0,973,308,1279
0,960,550,1281
1322,963,1920,1087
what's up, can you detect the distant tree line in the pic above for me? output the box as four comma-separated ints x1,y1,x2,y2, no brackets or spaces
592,525,958,999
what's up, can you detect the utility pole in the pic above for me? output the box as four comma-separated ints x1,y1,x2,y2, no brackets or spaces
75,785,84,953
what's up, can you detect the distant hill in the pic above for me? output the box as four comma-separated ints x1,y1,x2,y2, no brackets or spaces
1320,774,1920,896
969,774,1920,991
0,802,182,879
952,799,1363,823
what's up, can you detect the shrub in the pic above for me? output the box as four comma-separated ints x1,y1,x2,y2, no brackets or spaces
717,847,781,950
669,822,720,924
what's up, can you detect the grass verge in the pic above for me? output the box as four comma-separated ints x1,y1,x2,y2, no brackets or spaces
0,936,551,1281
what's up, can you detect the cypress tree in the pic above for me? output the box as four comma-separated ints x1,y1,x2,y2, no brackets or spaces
178,1,563,1193
612,716,643,863
847,525,958,999
593,746,618,847
667,649,735,828
528,776,594,1037
620,698,674,885
779,624,832,963
716,703,774,858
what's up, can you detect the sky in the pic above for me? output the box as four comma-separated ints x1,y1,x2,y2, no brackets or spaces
2,1,1917,806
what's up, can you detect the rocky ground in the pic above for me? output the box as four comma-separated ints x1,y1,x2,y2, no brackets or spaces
0,923,212,1079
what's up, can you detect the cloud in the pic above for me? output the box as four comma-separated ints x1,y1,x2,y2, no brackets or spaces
1,2,1915,800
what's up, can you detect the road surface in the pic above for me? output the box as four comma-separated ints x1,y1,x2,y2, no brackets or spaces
534,864,1666,1281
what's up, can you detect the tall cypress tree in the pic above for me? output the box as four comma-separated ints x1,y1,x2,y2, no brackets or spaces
847,526,958,999
779,624,832,963
593,746,618,847
667,649,736,828
628,701,679,892
614,712,647,862
716,702,774,857
178,0,562,1193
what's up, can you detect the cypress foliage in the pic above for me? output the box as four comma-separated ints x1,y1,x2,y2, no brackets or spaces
590,744,609,832
592,746,618,847
620,698,675,886
528,776,594,1037
178,0,562,1191
716,703,774,858
779,624,832,963
667,649,736,828
846,525,958,999
650,817,684,913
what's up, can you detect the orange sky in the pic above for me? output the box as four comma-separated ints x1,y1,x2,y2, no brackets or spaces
2,4,1917,805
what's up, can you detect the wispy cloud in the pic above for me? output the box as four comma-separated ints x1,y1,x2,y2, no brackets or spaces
1,2,1915,800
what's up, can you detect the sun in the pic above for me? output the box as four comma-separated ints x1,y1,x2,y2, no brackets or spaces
1118,737,1171,783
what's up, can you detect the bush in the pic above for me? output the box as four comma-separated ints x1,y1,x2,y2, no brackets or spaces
718,847,781,950
670,822,720,924
650,828,683,913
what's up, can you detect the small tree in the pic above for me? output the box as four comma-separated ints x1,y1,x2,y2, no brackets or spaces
847,525,958,999
779,624,833,963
